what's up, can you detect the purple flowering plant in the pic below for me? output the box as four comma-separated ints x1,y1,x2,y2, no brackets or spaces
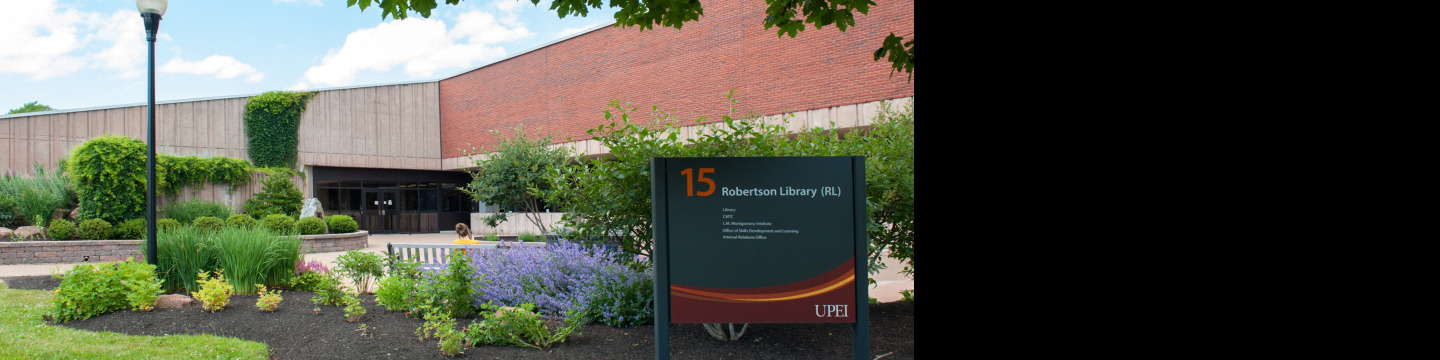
466,240,653,325
295,257,330,275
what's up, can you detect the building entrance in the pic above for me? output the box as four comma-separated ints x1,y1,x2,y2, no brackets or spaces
314,167,475,234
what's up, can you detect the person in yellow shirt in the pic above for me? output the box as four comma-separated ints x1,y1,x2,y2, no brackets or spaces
453,223,481,258
453,223,480,245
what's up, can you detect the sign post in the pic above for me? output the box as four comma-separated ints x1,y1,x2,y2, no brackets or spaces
652,156,868,359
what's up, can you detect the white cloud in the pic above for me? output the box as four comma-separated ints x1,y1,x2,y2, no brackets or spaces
0,0,88,80
0,0,186,81
161,55,265,82
88,10,150,78
299,10,532,87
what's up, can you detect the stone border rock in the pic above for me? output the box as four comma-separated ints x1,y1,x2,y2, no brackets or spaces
0,231,370,265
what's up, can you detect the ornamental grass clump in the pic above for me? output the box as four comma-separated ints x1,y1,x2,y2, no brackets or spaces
149,226,300,294
161,199,233,224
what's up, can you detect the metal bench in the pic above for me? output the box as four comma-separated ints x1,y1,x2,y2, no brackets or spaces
386,243,497,270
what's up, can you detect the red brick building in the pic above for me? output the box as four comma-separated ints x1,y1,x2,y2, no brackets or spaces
0,0,914,234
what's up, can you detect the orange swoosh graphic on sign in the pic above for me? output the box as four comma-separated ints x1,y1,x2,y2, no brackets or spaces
672,268,854,303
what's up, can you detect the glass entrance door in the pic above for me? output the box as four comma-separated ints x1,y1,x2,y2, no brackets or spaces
363,190,397,232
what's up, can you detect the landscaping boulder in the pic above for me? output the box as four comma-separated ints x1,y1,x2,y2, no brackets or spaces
52,208,70,222
0,227,11,238
156,294,194,309
70,207,80,220
14,226,43,239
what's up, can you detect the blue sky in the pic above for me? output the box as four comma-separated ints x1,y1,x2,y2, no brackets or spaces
1,0,618,112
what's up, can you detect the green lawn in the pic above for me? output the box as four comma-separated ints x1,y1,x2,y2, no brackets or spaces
0,283,268,359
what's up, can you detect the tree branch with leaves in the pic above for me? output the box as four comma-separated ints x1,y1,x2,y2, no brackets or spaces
346,0,912,80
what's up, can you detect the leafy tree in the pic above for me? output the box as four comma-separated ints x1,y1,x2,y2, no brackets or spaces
547,92,914,280
7,101,55,114
345,0,912,80
462,127,571,234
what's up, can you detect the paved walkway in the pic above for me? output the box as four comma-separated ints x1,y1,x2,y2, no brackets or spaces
0,233,914,302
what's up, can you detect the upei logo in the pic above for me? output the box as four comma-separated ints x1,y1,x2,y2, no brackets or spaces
815,304,849,318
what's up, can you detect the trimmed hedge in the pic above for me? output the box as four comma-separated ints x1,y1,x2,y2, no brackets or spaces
192,216,224,232
297,216,326,235
261,214,296,234
77,219,113,240
115,218,146,240
48,219,76,240
226,214,256,229
326,215,357,233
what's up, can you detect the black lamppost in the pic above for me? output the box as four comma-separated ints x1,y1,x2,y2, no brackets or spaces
137,0,167,266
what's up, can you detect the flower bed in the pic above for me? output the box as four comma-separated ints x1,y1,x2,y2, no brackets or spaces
0,231,369,265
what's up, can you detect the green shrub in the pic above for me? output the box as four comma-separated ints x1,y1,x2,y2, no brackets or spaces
255,285,283,312
194,270,232,312
374,274,415,312
67,135,147,225
161,199,233,224
343,291,365,322
226,213,256,229
297,216,326,235
114,218,146,239
335,251,385,293
484,233,500,241
243,172,303,218
49,258,162,322
157,218,182,231
192,216,224,232
464,302,582,350
307,271,347,306
0,193,18,228
261,214,296,234
47,219,76,240
326,214,357,233
77,219,113,240
517,232,540,242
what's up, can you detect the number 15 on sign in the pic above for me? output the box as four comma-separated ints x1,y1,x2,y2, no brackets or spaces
680,168,715,197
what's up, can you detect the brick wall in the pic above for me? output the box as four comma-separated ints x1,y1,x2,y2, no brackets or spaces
0,232,369,265
0,240,144,265
439,0,915,157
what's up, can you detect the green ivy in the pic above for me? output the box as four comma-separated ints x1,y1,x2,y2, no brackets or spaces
243,91,316,169
157,155,253,195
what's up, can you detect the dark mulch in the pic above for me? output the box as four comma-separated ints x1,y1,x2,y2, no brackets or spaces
3,275,913,360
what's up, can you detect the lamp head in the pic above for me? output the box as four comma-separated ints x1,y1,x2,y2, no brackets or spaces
135,0,167,16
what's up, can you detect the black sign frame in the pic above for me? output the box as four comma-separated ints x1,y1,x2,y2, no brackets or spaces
651,156,868,360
